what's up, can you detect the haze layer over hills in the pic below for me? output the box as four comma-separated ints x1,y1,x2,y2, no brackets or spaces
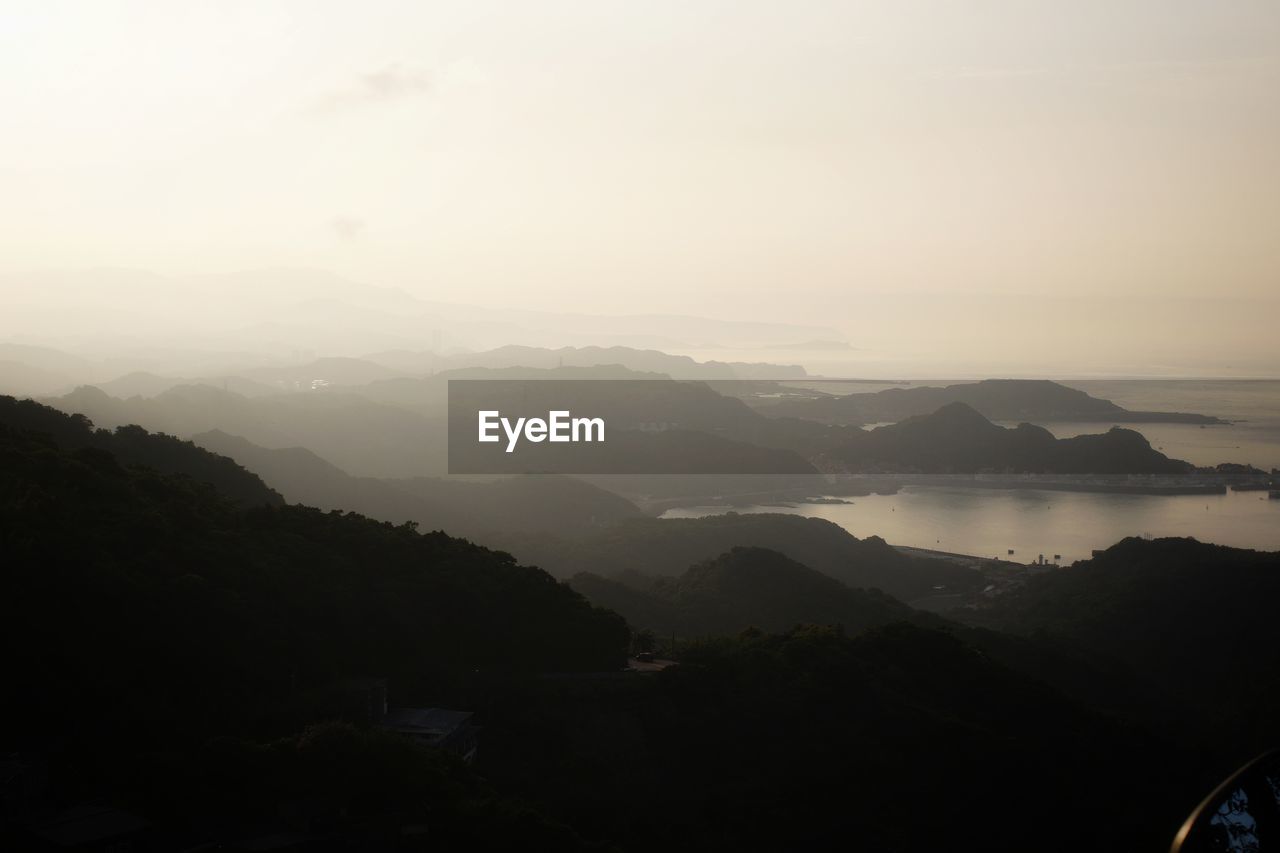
758,379,1226,425
33,374,1234,484
0,269,830,379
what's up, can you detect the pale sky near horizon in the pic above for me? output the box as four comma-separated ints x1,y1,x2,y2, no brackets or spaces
2,1,1279,335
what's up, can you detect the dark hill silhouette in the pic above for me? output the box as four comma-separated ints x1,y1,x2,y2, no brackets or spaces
565,573,682,635
494,512,981,601
761,378,1224,425
571,546,912,636
0,407,631,848
967,536,1280,748
0,394,282,506
485,623,1186,852
831,402,1193,474
0,392,1226,852
0,415,628,744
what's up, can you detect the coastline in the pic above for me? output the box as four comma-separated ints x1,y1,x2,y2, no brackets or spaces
640,474,1255,514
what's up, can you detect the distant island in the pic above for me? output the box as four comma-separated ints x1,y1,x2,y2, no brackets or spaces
826,401,1194,475
757,378,1227,425
763,339,857,351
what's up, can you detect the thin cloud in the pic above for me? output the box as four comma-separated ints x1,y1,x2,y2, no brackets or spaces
312,64,431,112
917,66,1052,81
330,216,367,240
920,55,1280,82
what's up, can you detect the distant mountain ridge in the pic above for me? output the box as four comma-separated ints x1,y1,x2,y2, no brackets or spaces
44,373,854,479
1,342,808,399
830,402,1194,475
759,378,1225,425
0,268,843,363
375,344,807,380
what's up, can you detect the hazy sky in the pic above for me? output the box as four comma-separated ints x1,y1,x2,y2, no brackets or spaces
3,1,1279,331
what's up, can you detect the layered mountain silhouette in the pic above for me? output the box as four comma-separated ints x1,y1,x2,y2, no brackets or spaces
46,383,448,477
829,402,1194,474
46,375,854,478
493,512,982,601
192,428,642,538
760,378,1224,425
0,383,1262,853
0,340,810,401
0,403,630,741
570,546,913,636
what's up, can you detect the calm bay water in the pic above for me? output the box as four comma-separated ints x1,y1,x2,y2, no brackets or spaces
665,380,1280,562
661,486,1280,565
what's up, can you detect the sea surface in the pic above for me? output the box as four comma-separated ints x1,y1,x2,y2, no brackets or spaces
665,380,1280,562
662,486,1280,566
